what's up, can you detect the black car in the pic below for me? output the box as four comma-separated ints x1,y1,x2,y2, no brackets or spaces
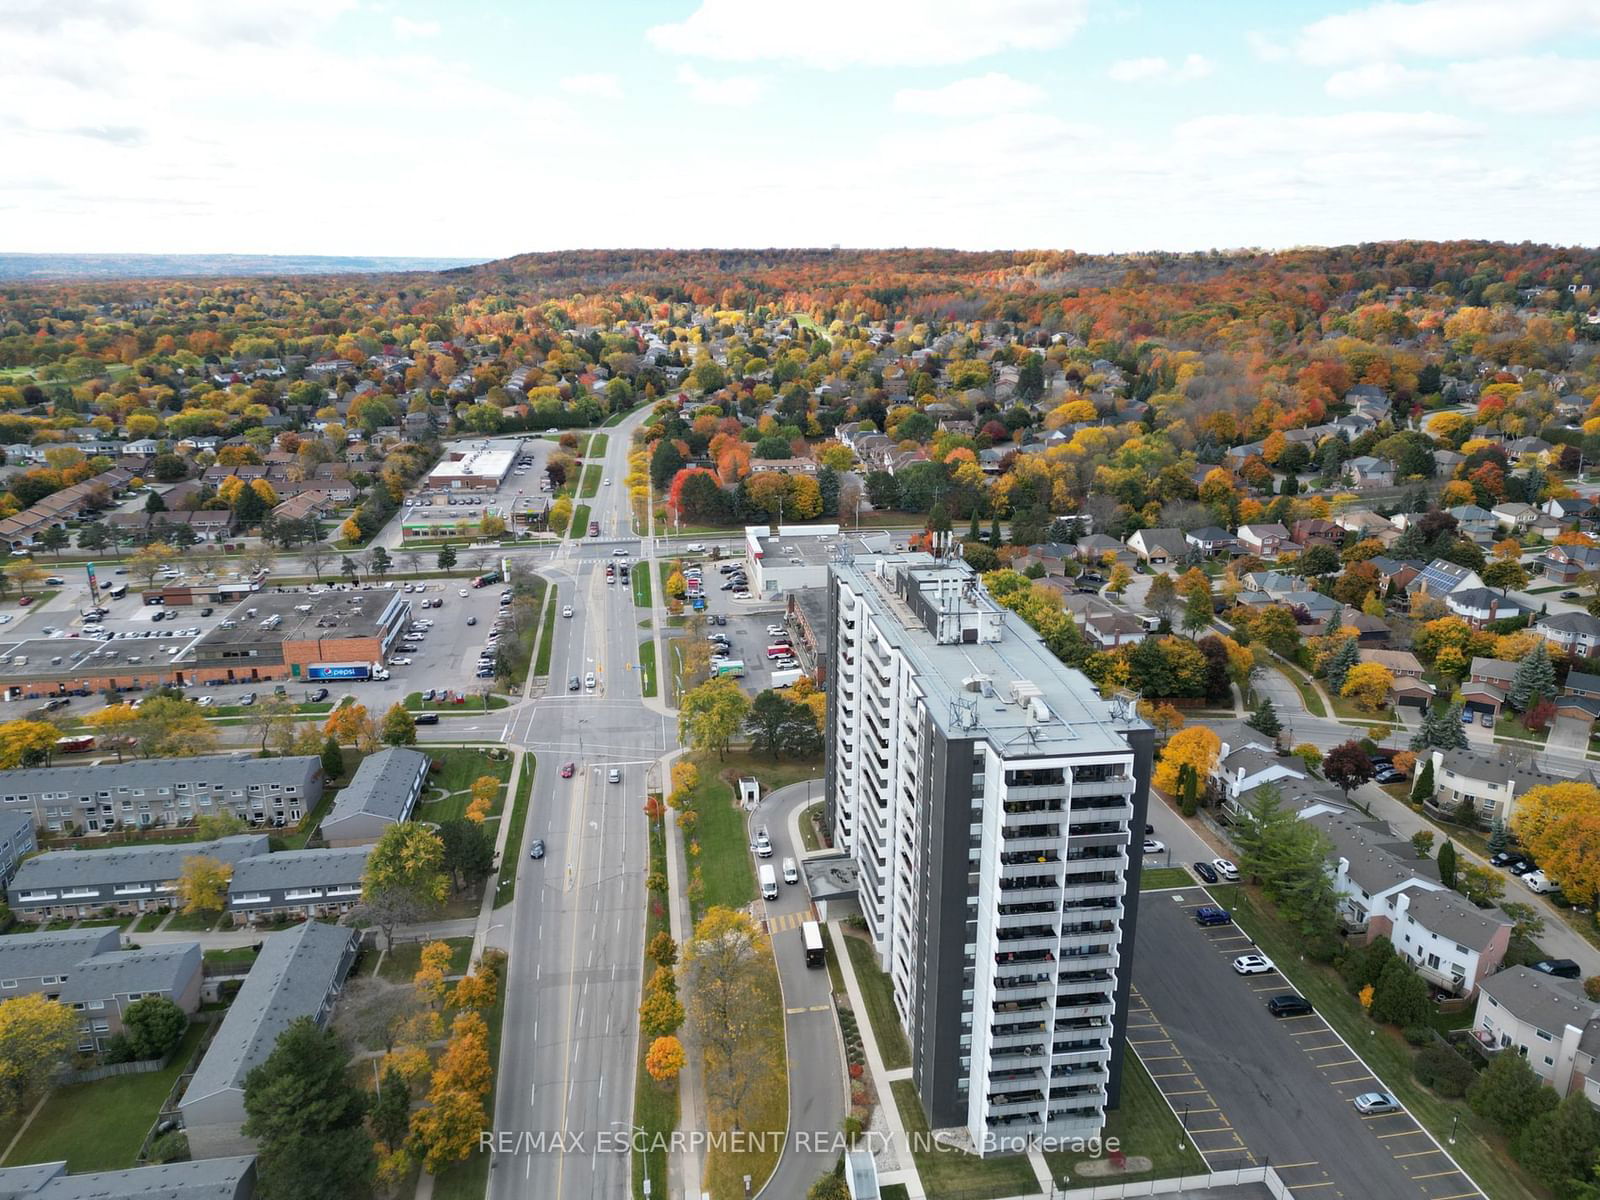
201,607,214,616
713,614,726,626
414,713,440,725
568,675,581,691
1508,859,1539,876
1268,993,1314,1017
529,838,546,860
310,687,330,702
1532,959,1582,980
1192,861,1218,883
1490,850,1530,869
1562,591,1582,600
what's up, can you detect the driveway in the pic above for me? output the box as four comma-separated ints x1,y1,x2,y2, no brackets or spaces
1132,888,1486,1199
1547,714,1593,755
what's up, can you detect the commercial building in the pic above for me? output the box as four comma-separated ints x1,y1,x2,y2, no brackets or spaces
426,444,516,489
0,754,322,834
184,590,411,685
180,921,360,1158
0,1157,256,1200
318,747,429,846
7,835,270,920
744,523,897,599
227,846,372,923
826,552,1151,1153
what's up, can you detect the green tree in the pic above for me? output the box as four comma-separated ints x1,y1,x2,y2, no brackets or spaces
1324,637,1360,694
678,678,752,760
242,1017,374,1200
1437,840,1458,889
1516,1092,1600,1193
1411,756,1435,805
1410,702,1469,752
369,545,392,577
1470,1049,1558,1135
1246,697,1281,738
35,525,69,557
437,818,495,893
1369,958,1430,1027
1488,815,1509,856
321,735,345,780
1181,588,1213,638
1509,643,1557,711
370,1068,411,1149
1230,783,1338,942
121,995,187,1060
436,546,457,572
361,823,448,947
380,703,416,747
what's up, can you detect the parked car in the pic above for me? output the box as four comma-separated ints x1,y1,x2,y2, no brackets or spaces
1524,870,1559,894
1352,1092,1401,1115
1212,858,1240,881
1533,959,1582,979
1192,861,1218,883
310,687,330,702
239,692,257,706
1562,591,1581,600
1232,954,1275,975
1142,839,1165,855
1267,993,1313,1018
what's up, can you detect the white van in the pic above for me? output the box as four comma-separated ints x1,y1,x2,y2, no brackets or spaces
754,826,773,858
759,863,778,900
782,857,798,885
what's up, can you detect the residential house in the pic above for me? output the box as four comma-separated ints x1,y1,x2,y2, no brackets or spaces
1184,526,1239,557
1303,807,1509,995
0,810,35,889
1236,523,1295,560
1359,648,1424,678
0,928,120,1000
1447,505,1500,540
1464,658,1518,720
1445,587,1525,629
1538,611,1600,656
0,754,323,834
179,921,360,1158
1492,502,1540,532
1082,610,1148,650
1431,448,1466,477
318,747,429,847
226,846,372,923
1278,590,1341,625
1506,437,1556,464
6,836,271,921
1369,556,1424,592
1427,747,1554,825
0,1158,256,1200
1211,734,1342,820
1223,440,1266,471
1125,528,1187,566
1544,497,1599,526
1335,509,1401,543
1566,671,1600,703
1406,559,1483,601
1341,606,1391,646
1536,542,1600,585
61,944,203,1054
1473,967,1600,1095
1344,456,1396,487
1291,518,1344,549
1076,535,1136,570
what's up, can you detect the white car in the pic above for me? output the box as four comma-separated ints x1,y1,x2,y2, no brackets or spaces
391,656,413,666
1143,839,1165,855
562,606,574,618
1212,858,1240,881
584,671,597,689
603,477,611,485
0,614,11,624
458,588,469,597
1232,954,1275,975
732,589,751,599
196,695,215,707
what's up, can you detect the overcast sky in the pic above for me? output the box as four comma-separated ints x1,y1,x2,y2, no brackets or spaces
5,0,1599,257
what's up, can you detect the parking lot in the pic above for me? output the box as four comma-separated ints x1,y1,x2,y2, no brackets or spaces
1130,882,1485,1200
400,435,554,541
662,551,795,694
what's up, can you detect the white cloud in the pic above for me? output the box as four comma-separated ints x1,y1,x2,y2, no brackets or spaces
391,16,439,39
893,72,1044,115
1324,54,1598,113
559,73,622,99
675,65,762,106
1296,0,1600,67
1174,110,1479,158
1107,54,1214,83
1323,61,1428,99
648,0,1089,69
1246,31,1289,62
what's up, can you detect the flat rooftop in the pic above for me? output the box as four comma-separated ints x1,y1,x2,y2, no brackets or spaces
427,447,515,481
838,553,1142,758
193,588,404,649
0,633,201,682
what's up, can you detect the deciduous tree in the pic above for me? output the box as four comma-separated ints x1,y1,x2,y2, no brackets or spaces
1513,782,1600,903
1340,662,1394,712
679,678,751,760
0,995,77,1117
380,703,416,747
1152,726,1220,794
122,995,187,1060
1322,741,1375,799
0,721,61,769
645,1035,686,1083
177,854,231,916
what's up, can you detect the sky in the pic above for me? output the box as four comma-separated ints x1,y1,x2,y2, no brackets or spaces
4,0,1599,258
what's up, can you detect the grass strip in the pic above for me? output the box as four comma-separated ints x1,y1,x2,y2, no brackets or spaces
632,566,653,608
1139,866,1194,890
841,932,911,1071
632,814,678,1199
639,640,658,698
493,756,535,909
535,589,560,677
1042,1048,1206,1186
579,464,602,498
891,1079,1039,1199
431,961,507,1200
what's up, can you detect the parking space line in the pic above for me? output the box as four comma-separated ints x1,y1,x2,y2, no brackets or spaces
1377,1129,1427,1139
1432,1192,1483,1200
1327,1074,1374,1086
1140,1053,1186,1061
1414,1169,1465,1180
1315,1057,1361,1068
1163,1087,1210,1097
1394,1149,1446,1159
1275,1161,1319,1169
1150,1070,1198,1079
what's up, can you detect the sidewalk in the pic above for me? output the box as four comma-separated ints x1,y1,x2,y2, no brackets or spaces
832,924,924,1199
660,747,707,1200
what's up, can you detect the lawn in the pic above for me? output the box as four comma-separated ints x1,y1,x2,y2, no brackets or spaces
715,750,825,798
420,748,513,824
798,800,827,853
403,691,509,712
131,912,165,933
587,432,609,456
891,1079,1039,1200
704,943,787,1200
1139,866,1194,890
1216,885,1542,1200
579,464,602,498
377,936,473,981
534,589,560,678
686,755,754,918
2,1022,205,1172
632,567,653,608
493,757,535,909
841,931,911,1071
202,945,259,970
570,503,591,537
639,640,658,698
1043,1049,1205,1187
633,813,678,1200
164,910,221,932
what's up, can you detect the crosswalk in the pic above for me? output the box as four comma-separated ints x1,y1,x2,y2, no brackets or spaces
765,908,813,934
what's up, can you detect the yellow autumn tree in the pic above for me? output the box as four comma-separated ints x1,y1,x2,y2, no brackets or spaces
176,855,232,916
0,994,77,1116
645,1035,687,1083
1512,783,1600,902
1340,662,1395,712
414,941,454,1008
1152,727,1221,794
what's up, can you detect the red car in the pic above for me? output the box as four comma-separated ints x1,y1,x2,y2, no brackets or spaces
560,762,575,779
16,595,33,606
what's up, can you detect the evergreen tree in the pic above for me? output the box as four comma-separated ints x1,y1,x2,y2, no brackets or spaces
968,511,981,541
1325,637,1360,694
321,736,344,780
1488,815,1509,856
1516,1092,1600,1193
1246,697,1282,738
1508,644,1557,712
1391,523,1425,558
1470,1044,1558,1135
1411,756,1435,805
989,514,1001,546
1410,702,1469,752
1321,606,1343,637
1438,840,1458,889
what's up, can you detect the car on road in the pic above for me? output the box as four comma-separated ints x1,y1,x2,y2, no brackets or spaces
1352,1092,1401,1115
1267,993,1314,1017
1232,954,1275,975
43,576,63,585
1192,861,1218,883
611,547,627,556
17,596,32,606
0,615,10,625
466,616,477,625
562,605,574,617
568,675,581,691
197,695,215,707
584,671,597,689
1524,869,1559,894
529,839,545,860
201,607,214,616
782,857,798,884
560,762,575,778
415,713,439,725
1563,591,1582,600
685,543,707,554
607,767,620,783
458,588,468,597
1212,858,1240,881
391,656,413,665
1532,958,1582,979
310,688,330,702
1142,838,1165,855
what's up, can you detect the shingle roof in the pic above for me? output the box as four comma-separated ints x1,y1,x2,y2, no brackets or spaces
0,928,119,982
1469,657,1518,684
9,836,269,892
0,1156,256,1199
1412,559,1473,595
181,921,357,1105
57,944,201,1006
1541,611,1600,635
1401,889,1509,951
229,847,371,894
1479,965,1597,1036
0,755,319,801
1435,748,1552,790
321,748,428,831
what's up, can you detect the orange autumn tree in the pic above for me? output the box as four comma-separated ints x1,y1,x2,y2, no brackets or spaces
1152,727,1220,794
